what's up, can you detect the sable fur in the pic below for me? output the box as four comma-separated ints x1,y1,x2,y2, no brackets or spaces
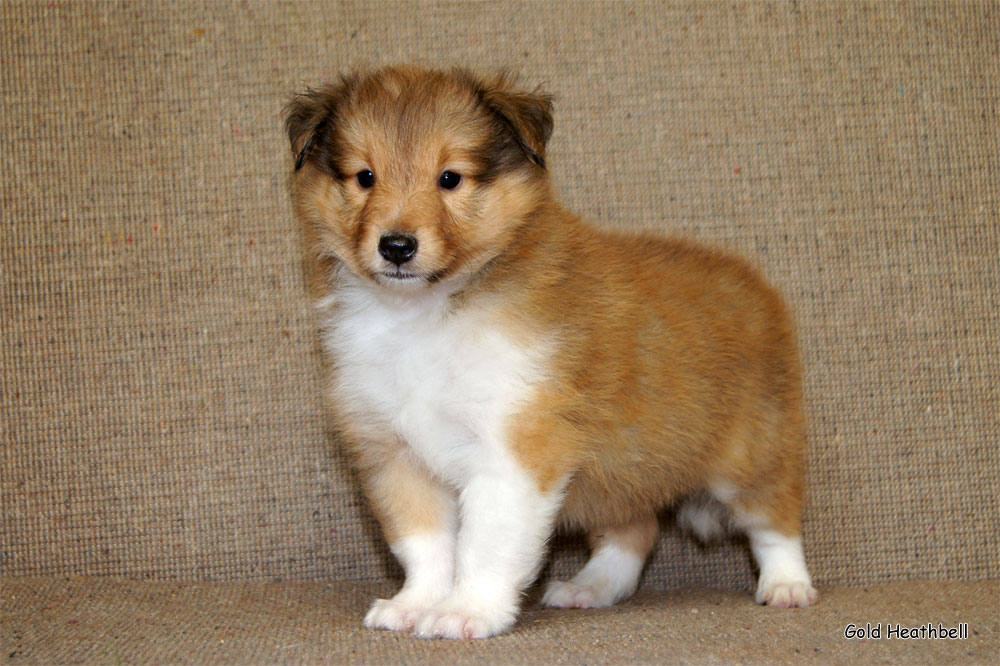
285,65,817,639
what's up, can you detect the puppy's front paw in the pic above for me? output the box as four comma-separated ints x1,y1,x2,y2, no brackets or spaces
412,599,516,639
364,598,425,633
755,580,818,608
542,581,600,609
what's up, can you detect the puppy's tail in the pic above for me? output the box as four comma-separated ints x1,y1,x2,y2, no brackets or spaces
676,493,733,543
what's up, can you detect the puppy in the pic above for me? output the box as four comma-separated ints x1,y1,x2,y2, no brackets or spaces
285,66,817,639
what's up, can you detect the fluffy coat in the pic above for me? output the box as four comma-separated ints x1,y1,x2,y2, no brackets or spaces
285,66,817,639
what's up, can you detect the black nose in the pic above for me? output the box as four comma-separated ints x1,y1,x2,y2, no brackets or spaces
378,233,418,266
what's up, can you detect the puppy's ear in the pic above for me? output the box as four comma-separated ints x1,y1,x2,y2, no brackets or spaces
284,89,327,171
478,74,554,169
285,76,359,172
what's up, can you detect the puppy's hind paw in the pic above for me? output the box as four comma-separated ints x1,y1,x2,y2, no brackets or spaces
541,581,600,609
755,580,818,608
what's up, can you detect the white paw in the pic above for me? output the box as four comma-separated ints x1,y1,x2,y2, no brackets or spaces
755,580,819,608
542,543,644,609
542,581,601,609
363,598,426,632
412,599,516,639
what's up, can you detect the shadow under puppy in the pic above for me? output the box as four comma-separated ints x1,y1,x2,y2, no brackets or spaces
284,66,818,640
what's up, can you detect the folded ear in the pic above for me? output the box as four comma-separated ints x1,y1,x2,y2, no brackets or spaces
477,73,554,169
284,75,359,172
284,89,327,171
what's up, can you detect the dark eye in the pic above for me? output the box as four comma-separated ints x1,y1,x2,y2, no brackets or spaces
438,170,462,190
356,169,375,189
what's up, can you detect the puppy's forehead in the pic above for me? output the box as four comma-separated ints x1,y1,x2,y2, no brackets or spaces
340,74,486,159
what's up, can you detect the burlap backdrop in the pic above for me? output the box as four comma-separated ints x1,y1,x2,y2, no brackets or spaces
3,1,997,592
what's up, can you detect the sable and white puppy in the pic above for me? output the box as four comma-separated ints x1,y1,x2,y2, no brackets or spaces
285,66,817,639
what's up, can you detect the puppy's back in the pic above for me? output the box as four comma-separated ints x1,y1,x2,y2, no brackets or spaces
499,218,805,532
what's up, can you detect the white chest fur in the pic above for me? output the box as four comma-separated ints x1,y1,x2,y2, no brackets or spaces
319,278,549,487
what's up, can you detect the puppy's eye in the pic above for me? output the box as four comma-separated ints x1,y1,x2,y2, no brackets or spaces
356,170,376,189
438,170,462,190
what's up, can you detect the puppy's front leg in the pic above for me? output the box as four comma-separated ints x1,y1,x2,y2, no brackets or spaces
359,451,457,633
413,469,564,639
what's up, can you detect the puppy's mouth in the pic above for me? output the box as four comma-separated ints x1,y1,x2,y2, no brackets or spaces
380,268,423,282
374,267,448,285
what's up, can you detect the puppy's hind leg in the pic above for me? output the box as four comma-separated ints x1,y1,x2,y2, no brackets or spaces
730,482,818,608
542,515,659,609
746,524,818,608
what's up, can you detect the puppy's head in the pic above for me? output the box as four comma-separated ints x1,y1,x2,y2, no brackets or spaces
285,66,553,290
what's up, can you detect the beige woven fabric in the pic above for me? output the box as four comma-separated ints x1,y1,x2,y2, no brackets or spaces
3,577,998,665
2,0,997,594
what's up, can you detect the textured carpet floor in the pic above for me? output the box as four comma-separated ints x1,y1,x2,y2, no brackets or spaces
3,578,997,665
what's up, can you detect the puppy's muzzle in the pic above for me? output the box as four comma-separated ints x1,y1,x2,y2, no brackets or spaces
378,233,418,266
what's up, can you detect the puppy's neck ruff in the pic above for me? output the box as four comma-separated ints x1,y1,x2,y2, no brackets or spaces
319,267,552,490
315,264,465,317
